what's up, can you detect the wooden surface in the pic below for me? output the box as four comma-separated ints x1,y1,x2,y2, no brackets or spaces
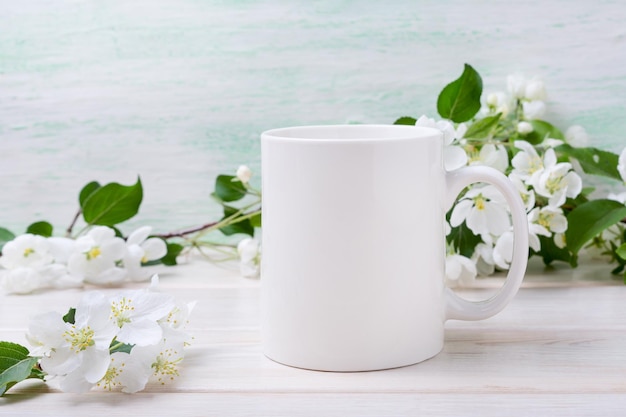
1,257,625,416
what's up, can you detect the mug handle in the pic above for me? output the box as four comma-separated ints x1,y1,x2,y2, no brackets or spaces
444,166,529,321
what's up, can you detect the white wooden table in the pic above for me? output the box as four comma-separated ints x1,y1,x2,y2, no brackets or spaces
2,256,626,416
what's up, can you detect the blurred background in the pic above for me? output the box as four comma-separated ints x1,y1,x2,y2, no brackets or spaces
1,0,625,235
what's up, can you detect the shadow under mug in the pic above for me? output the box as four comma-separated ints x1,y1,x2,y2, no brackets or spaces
260,125,529,372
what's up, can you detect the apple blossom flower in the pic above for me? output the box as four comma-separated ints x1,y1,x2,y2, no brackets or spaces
96,351,152,393
565,125,589,148
415,115,468,171
507,73,527,99
492,231,514,270
68,226,127,285
517,121,533,135
129,327,187,387
618,147,626,183
467,143,509,172
533,160,583,208
509,173,536,212
445,253,477,288
27,291,119,393
554,233,567,249
607,192,626,204
237,238,261,278
449,185,511,237
123,226,167,282
522,100,547,120
511,141,545,184
485,91,511,116
0,234,53,270
524,78,547,101
528,206,568,235
109,287,176,346
236,165,253,184
472,242,496,276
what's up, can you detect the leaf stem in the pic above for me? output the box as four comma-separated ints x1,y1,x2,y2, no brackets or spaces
66,209,82,238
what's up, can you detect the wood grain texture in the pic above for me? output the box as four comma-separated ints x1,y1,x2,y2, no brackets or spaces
1,0,625,232
1,259,626,415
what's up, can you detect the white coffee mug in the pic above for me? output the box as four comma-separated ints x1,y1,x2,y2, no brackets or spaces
260,124,528,372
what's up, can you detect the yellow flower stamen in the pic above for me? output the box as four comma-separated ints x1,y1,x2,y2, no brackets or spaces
85,246,102,260
23,248,35,257
474,195,486,211
110,297,135,327
63,325,95,353
152,348,182,385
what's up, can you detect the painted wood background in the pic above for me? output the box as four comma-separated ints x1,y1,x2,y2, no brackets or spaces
1,0,625,234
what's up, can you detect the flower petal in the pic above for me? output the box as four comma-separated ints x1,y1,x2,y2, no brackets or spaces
127,226,152,246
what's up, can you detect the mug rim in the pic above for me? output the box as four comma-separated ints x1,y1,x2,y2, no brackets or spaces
261,124,442,143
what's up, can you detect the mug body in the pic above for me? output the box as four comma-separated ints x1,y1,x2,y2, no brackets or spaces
261,125,446,371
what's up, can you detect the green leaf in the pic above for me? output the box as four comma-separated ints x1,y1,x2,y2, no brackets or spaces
565,199,626,255
219,206,254,237
616,243,626,261
463,113,502,139
0,356,40,396
524,120,564,145
0,342,29,359
250,212,262,228
447,222,482,258
537,235,572,266
26,221,53,237
437,63,483,123
161,242,184,266
110,341,134,354
556,144,622,181
213,175,247,202
63,308,76,324
82,178,143,226
79,181,102,208
393,116,417,126
0,227,16,252
0,341,42,397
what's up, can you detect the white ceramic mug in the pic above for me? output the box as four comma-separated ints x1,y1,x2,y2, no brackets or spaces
260,124,528,372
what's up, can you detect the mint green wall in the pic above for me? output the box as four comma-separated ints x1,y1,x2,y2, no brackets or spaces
1,1,624,233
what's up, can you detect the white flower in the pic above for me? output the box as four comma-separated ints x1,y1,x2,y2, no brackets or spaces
511,141,545,184
68,226,127,285
607,192,626,204
416,115,468,170
565,125,589,148
509,173,536,212
524,78,547,101
493,231,514,270
96,351,152,393
517,121,533,135
618,147,626,183
27,291,119,393
467,144,509,172
109,285,176,346
522,100,547,120
129,327,187,387
236,165,253,184
445,253,477,287
534,160,583,208
450,185,511,237
485,91,511,116
528,206,568,234
554,233,567,249
507,73,527,99
0,234,53,269
0,264,78,295
123,226,167,282
472,242,496,276
237,238,261,278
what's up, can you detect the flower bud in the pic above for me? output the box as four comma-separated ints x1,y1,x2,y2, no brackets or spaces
506,73,527,99
522,100,546,120
236,165,252,184
565,125,589,148
524,78,546,101
516,121,533,135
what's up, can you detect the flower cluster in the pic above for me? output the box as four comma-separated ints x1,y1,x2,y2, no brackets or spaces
0,226,166,294
408,69,626,286
26,276,193,393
